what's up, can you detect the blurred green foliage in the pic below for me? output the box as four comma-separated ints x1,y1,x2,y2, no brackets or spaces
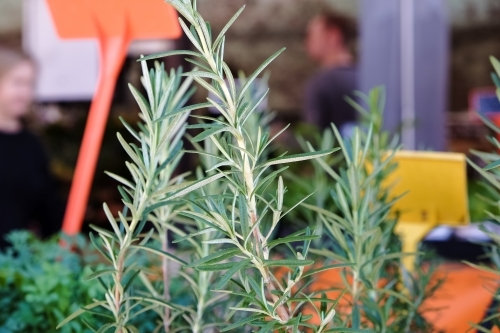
468,179,500,222
466,56,500,332
0,232,164,332
0,232,103,333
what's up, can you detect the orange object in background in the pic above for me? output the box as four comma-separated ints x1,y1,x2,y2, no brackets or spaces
45,0,181,235
420,264,499,332
309,264,499,332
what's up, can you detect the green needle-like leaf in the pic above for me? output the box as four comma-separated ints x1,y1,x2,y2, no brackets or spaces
130,245,188,266
263,259,314,267
214,259,251,289
261,149,339,168
221,314,265,332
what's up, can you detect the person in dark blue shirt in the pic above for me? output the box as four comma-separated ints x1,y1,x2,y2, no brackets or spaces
304,11,358,136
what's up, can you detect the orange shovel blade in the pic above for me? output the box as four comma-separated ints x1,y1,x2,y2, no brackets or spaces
47,0,181,40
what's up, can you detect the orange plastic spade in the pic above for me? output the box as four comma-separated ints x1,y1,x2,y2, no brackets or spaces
46,0,181,235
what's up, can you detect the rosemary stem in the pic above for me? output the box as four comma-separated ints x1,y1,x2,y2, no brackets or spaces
162,232,171,333
236,136,291,325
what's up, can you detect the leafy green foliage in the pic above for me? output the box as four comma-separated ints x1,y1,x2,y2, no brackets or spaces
0,232,101,333
305,88,440,332
142,1,354,331
469,180,500,222
0,232,160,333
286,127,342,238
466,56,500,332
59,1,447,332
58,61,225,332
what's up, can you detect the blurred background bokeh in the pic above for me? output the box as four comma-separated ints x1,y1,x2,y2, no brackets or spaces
0,0,499,229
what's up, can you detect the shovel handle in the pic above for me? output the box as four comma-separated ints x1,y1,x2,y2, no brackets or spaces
62,35,129,235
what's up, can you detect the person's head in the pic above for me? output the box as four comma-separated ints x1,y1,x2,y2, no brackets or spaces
0,46,36,127
306,11,355,67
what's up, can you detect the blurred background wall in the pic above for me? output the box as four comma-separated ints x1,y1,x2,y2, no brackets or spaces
1,0,499,115
0,0,498,226
197,0,500,116
0,0,22,35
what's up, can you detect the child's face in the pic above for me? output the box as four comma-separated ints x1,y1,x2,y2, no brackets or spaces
0,61,36,119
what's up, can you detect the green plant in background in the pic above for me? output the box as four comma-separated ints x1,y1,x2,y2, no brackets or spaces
467,57,500,224
175,157,227,333
287,128,340,239
466,56,500,332
0,232,109,333
469,180,500,222
129,63,195,333
305,88,440,332
307,125,404,332
346,88,402,257
59,62,224,332
0,231,189,333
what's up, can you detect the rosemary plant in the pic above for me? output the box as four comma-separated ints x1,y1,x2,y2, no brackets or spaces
59,1,447,332
142,1,358,332
59,62,224,332
174,73,276,332
307,88,439,332
289,128,340,239
171,171,226,333
467,56,500,332
308,125,402,332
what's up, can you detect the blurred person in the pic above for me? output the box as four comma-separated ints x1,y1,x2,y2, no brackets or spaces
304,11,358,136
0,46,64,249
